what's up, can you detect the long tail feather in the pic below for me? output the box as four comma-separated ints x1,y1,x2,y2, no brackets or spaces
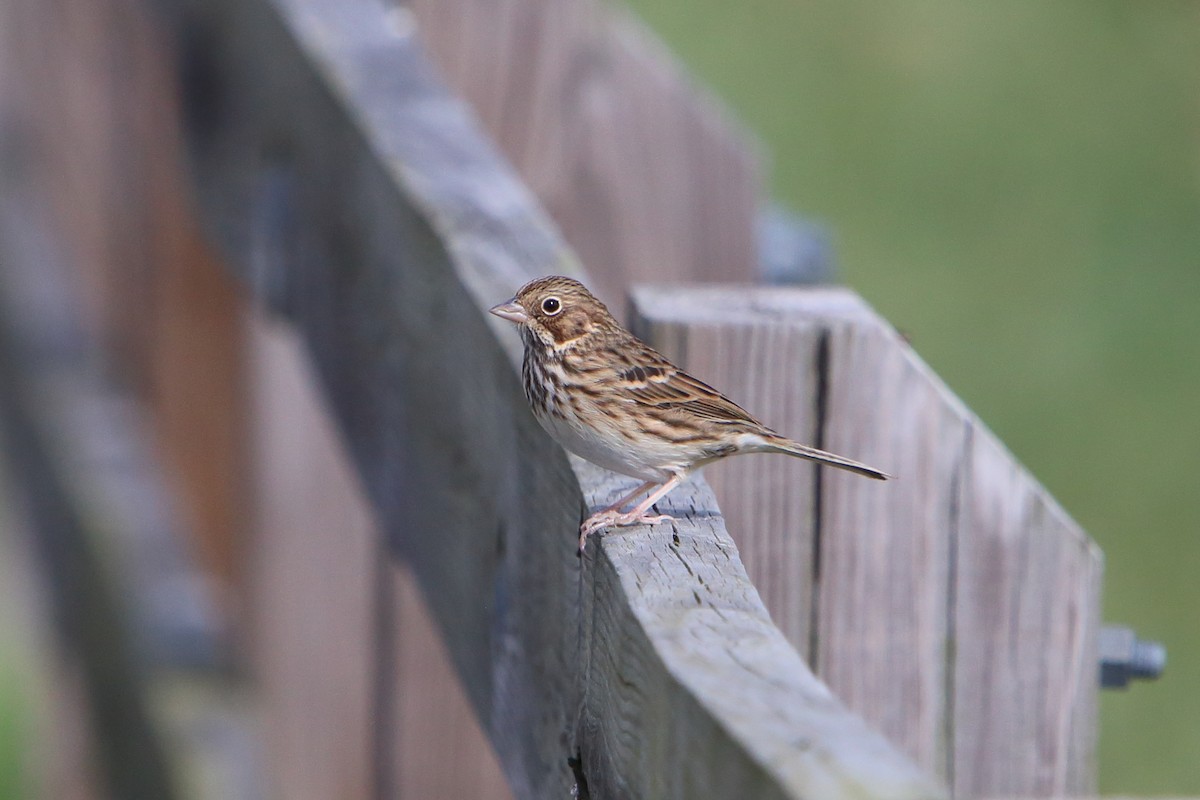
759,435,890,480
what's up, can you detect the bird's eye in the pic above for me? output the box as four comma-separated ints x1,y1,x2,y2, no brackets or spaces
541,297,562,315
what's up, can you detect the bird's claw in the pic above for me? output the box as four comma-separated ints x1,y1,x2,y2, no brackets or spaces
577,510,677,555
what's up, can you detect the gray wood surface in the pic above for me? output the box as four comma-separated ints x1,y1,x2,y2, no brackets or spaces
575,460,942,800
631,285,1102,796
248,310,514,799
817,294,960,777
409,0,762,312
631,311,823,658
161,0,946,795
955,430,1102,798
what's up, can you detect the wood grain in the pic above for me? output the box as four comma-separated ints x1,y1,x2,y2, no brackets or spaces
954,427,1102,798
631,309,823,659
5,0,1101,793
817,294,962,778
631,287,960,773
630,285,1101,795
163,0,946,794
577,460,944,800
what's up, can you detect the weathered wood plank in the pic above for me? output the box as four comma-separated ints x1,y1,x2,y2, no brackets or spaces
248,311,515,799
629,285,1102,795
631,312,822,658
410,0,761,310
817,295,962,777
162,0,946,795
246,312,378,800
167,0,616,793
576,461,941,800
391,563,514,800
631,287,959,775
10,0,537,793
955,429,1102,798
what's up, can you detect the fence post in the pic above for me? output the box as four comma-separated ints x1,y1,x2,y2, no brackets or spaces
632,285,1102,797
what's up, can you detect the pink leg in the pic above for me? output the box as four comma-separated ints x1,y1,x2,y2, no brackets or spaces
579,473,685,553
598,480,656,515
613,475,684,522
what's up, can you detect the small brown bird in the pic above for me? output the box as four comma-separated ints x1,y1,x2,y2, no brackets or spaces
490,276,888,553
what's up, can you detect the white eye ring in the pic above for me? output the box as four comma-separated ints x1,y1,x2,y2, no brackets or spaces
541,296,563,316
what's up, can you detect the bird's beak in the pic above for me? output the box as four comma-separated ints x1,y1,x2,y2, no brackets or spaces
489,299,528,324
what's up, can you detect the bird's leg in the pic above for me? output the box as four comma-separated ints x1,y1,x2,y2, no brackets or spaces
600,480,657,516
611,474,683,525
579,473,684,553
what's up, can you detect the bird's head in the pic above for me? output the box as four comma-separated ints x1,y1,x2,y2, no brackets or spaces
489,276,616,349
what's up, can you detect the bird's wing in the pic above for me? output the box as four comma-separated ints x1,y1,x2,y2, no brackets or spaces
615,343,762,427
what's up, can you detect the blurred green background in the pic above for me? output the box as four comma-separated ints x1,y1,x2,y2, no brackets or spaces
0,555,34,800
0,662,30,799
620,0,1199,793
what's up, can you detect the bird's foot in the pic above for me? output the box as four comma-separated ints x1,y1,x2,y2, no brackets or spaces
578,510,676,554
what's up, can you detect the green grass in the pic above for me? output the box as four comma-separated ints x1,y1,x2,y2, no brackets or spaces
0,526,34,800
620,0,1200,793
0,497,35,800
0,644,32,799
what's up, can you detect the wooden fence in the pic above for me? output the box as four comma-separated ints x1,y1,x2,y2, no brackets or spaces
0,0,1107,797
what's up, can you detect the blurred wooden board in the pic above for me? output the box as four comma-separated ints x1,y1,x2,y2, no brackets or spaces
247,314,377,800
955,430,1102,797
0,0,246,594
410,0,762,310
391,563,513,800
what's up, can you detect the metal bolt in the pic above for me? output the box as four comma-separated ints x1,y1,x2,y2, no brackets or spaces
1100,625,1166,689
758,205,836,285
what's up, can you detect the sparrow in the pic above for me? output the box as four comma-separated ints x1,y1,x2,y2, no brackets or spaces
490,276,888,553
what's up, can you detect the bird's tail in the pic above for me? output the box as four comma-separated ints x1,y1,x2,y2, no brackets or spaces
756,434,890,480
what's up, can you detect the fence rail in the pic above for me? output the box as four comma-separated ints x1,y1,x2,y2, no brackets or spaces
1,0,1109,796
156,0,946,795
